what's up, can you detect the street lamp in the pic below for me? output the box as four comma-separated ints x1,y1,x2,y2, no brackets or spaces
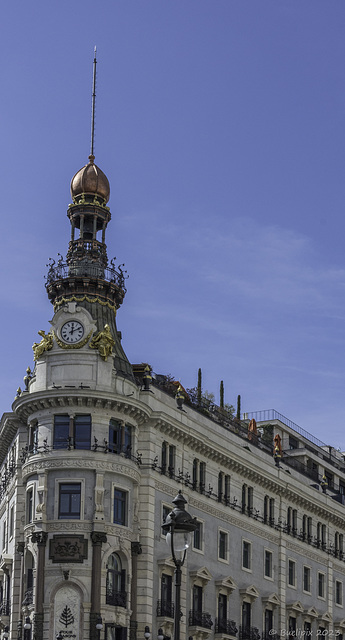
144,627,151,640
96,616,103,640
2,627,9,640
162,492,197,640
24,617,31,640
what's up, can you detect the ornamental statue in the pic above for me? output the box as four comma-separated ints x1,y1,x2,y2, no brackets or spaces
89,324,115,361
32,330,53,360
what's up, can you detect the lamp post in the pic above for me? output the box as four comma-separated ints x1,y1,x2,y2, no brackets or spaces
2,627,9,640
24,617,31,640
162,492,197,640
95,616,103,640
144,627,151,640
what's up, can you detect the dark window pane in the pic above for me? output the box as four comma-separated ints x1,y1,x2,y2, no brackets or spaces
74,415,91,449
114,489,127,525
109,420,121,454
59,483,81,519
54,415,70,449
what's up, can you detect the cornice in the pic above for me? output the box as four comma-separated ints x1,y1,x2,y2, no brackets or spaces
12,390,150,425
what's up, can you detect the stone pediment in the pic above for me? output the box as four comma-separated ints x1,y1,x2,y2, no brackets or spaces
239,585,259,601
287,601,304,613
335,619,345,629
158,557,176,571
190,566,212,586
319,612,332,623
306,607,318,618
262,593,280,607
215,576,237,594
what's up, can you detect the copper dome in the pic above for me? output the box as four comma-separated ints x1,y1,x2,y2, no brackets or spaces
70,154,110,203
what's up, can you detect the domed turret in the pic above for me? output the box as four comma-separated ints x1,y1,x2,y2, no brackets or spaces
71,154,110,203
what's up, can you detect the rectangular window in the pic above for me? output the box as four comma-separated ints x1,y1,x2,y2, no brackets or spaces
224,475,230,504
54,415,91,450
192,585,203,614
113,489,127,526
199,462,206,493
162,505,170,536
9,506,14,540
264,550,273,578
29,423,39,454
193,521,203,551
303,566,311,593
242,540,251,570
289,436,298,450
269,498,275,525
2,521,6,550
74,415,91,450
288,560,296,587
219,531,228,561
160,574,173,617
336,580,343,606
26,488,34,524
109,420,133,456
58,483,81,519
54,415,70,449
218,593,227,622
318,572,325,598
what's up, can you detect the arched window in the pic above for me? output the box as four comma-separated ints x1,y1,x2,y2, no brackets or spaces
106,553,126,608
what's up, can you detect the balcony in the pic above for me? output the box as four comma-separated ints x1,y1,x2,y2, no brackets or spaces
262,633,279,640
156,600,175,618
215,618,238,636
0,600,11,616
106,587,127,608
239,627,260,640
189,610,213,629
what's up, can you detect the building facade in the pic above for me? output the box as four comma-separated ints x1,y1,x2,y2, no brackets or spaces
1,154,345,640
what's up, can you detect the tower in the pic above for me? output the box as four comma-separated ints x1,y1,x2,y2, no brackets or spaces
44,152,133,380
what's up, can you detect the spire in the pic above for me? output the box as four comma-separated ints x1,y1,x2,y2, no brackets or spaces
90,46,97,160
44,49,133,380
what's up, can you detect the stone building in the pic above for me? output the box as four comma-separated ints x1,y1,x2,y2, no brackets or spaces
1,151,345,640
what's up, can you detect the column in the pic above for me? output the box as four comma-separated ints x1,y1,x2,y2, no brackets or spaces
130,542,142,640
31,531,48,640
90,532,107,640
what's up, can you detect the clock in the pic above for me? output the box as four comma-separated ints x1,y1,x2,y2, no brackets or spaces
60,320,85,344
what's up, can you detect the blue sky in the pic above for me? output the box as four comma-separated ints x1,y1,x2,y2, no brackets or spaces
2,1,345,447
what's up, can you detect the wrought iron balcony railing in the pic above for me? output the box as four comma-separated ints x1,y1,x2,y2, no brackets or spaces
261,633,280,640
239,626,260,640
189,611,213,629
0,600,11,616
45,255,127,292
156,600,175,618
215,618,238,635
106,587,127,608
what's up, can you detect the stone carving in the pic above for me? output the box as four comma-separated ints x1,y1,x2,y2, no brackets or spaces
91,532,107,546
32,330,53,360
54,586,80,640
31,531,48,546
49,535,88,563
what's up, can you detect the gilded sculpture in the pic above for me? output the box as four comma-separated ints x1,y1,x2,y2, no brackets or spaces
89,324,115,361
32,330,54,360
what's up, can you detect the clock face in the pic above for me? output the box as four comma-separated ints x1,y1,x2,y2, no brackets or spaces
61,320,85,344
